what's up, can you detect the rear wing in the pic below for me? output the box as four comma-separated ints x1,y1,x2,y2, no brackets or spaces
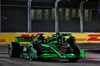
52,33,72,37
15,34,44,42
15,34,39,42
62,33,72,36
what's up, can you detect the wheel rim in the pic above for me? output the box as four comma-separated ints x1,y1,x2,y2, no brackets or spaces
29,47,38,60
29,47,33,60
8,44,12,56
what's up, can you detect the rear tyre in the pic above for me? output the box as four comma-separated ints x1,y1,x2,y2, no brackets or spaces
8,42,21,57
68,57,79,62
66,47,71,54
68,36,75,44
68,44,80,62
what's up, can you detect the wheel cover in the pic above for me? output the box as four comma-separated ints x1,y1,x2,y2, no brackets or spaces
29,47,33,58
29,47,38,60
8,44,12,56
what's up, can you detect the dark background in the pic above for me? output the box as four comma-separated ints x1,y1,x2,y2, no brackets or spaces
1,0,100,32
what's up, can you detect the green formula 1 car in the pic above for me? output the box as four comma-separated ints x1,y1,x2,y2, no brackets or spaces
8,32,85,62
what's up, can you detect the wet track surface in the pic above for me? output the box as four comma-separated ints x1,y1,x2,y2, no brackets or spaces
0,45,100,66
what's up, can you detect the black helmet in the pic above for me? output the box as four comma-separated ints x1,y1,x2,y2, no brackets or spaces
56,32,60,36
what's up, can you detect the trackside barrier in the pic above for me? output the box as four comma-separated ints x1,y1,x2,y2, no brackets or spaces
0,33,100,44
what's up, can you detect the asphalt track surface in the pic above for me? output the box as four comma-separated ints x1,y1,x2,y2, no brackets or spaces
0,44,100,66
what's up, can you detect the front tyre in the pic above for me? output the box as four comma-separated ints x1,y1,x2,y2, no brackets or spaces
68,57,79,62
68,44,80,62
8,42,21,57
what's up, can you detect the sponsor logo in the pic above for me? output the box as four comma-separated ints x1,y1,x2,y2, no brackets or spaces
87,34,100,41
76,34,100,42
0,39,5,42
76,38,87,41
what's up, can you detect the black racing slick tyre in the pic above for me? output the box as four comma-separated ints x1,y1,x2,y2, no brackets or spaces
68,57,79,62
68,44,80,62
68,36,75,44
8,42,21,57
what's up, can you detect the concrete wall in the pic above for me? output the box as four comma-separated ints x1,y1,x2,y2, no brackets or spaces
31,20,80,32
84,21,100,32
32,20,55,32
1,7,27,32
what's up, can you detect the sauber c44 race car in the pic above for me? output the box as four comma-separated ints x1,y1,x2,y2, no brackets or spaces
8,32,85,62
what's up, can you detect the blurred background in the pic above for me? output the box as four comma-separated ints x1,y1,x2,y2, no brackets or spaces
0,0,100,32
